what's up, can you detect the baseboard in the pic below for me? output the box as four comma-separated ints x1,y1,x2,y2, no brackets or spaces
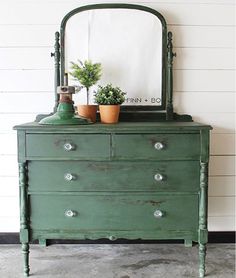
0,232,235,244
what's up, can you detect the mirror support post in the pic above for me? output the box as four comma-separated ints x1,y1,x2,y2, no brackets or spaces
51,32,61,113
166,31,176,120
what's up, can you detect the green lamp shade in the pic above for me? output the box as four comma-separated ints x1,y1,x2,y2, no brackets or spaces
39,103,92,125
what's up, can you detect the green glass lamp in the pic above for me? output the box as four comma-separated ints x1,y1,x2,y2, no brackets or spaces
39,85,92,125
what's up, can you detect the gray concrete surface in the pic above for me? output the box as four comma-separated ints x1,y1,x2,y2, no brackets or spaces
0,244,235,277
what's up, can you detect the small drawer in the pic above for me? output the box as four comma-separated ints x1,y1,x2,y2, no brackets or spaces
28,161,199,192
30,194,198,232
26,134,110,159
113,134,200,160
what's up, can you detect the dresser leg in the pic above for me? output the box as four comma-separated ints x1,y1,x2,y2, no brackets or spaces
39,239,48,247
199,243,206,278
184,239,193,247
22,243,30,277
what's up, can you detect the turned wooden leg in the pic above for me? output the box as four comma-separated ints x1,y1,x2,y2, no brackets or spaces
184,239,193,247
199,243,206,278
39,239,48,247
22,243,30,277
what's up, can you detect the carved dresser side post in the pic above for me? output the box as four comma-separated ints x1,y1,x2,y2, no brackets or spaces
199,130,210,277
19,162,30,277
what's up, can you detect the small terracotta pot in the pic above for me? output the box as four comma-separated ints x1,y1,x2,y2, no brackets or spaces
77,105,98,123
99,105,120,124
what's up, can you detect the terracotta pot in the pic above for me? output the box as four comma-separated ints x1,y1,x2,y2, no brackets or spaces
77,105,98,123
99,105,120,124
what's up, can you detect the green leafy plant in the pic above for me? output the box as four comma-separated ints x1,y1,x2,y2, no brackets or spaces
69,60,102,104
94,84,126,105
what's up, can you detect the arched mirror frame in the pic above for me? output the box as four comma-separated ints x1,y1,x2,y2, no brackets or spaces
50,3,186,121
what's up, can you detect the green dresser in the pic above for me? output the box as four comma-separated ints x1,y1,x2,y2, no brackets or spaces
14,121,211,277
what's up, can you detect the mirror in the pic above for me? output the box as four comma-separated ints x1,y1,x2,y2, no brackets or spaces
61,5,166,108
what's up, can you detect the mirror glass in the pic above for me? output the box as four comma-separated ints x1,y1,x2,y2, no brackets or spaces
64,9,163,106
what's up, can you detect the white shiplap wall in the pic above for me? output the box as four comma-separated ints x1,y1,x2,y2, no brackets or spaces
0,0,235,232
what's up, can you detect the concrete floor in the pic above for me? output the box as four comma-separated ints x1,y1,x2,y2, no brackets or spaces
0,244,235,278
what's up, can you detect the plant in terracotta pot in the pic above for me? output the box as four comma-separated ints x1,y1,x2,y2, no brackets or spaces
69,60,102,122
94,84,126,124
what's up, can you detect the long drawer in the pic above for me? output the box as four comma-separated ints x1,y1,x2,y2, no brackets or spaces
113,134,200,160
26,134,110,159
30,194,198,231
28,161,200,192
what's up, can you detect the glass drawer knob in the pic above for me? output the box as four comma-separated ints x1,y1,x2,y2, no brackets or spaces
154,173,164,182
65,210,76,217
63,143,75,151
64,173,76,181
154,142,164,150
109,235,117,241
154,210,163,218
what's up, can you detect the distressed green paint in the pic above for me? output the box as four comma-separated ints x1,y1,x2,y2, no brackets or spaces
22,243,30,277
38,239,48,247
31,230,198,242
51,31,60,112
200,129,210,163
166,31,176,120
29,194,199,231
25,134,110,159
28,161,200,192
113,134,200,160
14,121,211,132
14,122,211,277
199,243,207,278
184,239,193,247
19,163,30,277
17,131,26,163
199,162,209,277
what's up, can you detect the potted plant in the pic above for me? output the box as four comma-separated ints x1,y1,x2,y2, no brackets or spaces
94,84,126,124
69,60,102,122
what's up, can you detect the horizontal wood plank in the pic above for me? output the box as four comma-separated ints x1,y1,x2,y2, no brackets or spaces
193,113,235,134
0,25,56,47
209,176,235,197
209,156,235,176
170,25,235,48
175,92,235,113
0,70,54,92
0,47,234,70
1,92,54,113
208,196,235,216
173,70,235,92
0,197,19,217
0,134,17,155
0,69,234,92
0,113,38,133
210,134,235,155
5,0,236,4
0,155,18,177
0,25,234,49
0,217,19,232
208,216,235,231
0,177,18,197
174,48,235,70
0,2,235,25
0,48,53,70
148,3,236,26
